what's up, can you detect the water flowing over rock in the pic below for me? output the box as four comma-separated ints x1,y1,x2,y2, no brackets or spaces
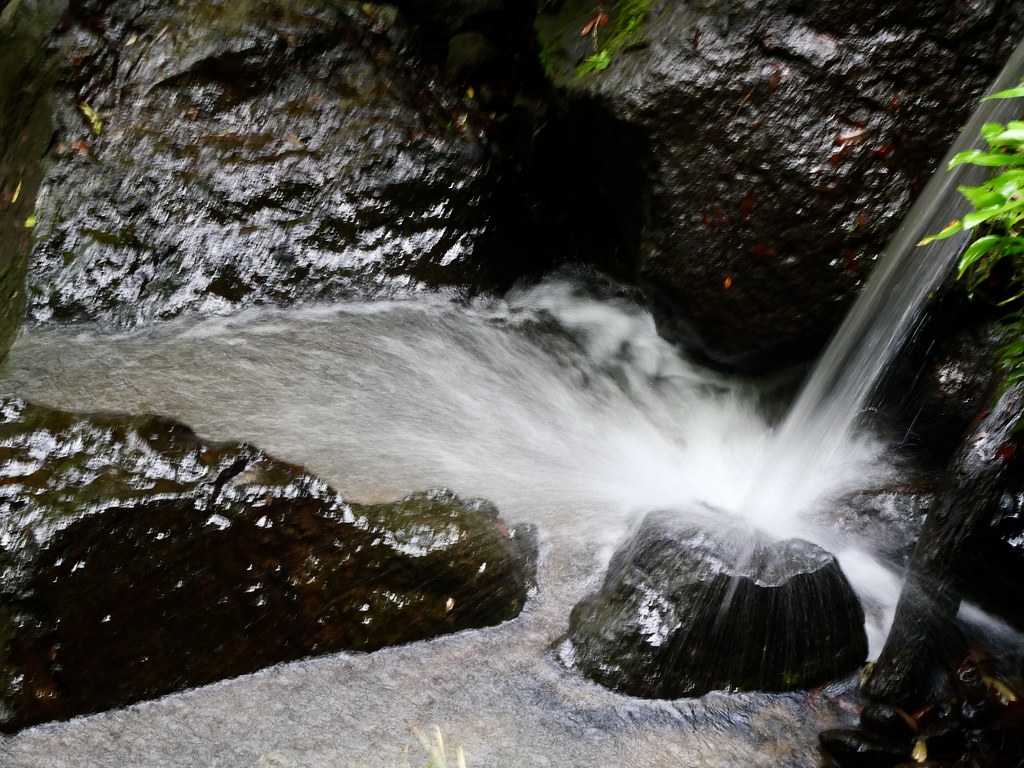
535,0,1024,370
559,509,867,698
864,382,1024,708
23,0,531,330
829,481,934,568
0,398,536,732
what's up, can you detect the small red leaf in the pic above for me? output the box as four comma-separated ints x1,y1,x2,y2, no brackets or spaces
580,12,609,36
739,193,757,220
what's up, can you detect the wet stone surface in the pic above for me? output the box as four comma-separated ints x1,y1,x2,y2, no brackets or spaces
559,508,867,698
829,481,935,569
535,0,1024,370
25,0,522,330
866,383,1024,708
0,397,536,732
0,0,65,362
821,653,1024,768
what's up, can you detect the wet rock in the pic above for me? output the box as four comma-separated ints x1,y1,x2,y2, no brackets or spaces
447,31,499,79
535,0,1023,370
0,397,536,732
860,703,917,742
23,0,531,331
899,324,1002,460
865,383,1024,706
875,287,1006,469
828,481,935,568
0,0,65,361
831,652,1024,768
391,0,507,41
818,728,910,768
559,508,867,698
957,436,1024,631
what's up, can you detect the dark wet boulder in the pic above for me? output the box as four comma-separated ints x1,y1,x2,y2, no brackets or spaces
874,286,1006,469
824,652,1024,768
0,0,65,362
895,322,1002,464
23,0,534,331
0,397,536,732
963,474,1024,630
865,383,1024,707
558,508,867,698
535,0,1023,370
818,728,910,768
828,481,935,569
390,0,507,40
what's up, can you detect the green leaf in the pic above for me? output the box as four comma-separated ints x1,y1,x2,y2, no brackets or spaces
958,185,1006,208
986,168,1024,190
984,83,1024,101
984,122,1024,145
24,214,36,228
963,198,1024,229
957,235,1004,278
949,149,1024,168
918,219,963,245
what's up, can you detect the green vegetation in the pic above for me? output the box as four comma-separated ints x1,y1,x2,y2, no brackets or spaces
575,0,651,77
919,80,1024,386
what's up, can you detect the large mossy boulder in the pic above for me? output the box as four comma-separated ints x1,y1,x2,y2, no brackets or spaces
0,398,536,732
558,509,867,698
22,0,535,330
536,0,1023,370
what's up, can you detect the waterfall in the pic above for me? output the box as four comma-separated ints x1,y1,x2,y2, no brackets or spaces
743,37,1024,529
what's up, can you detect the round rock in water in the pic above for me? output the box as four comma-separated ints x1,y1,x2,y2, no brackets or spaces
559,509,867,698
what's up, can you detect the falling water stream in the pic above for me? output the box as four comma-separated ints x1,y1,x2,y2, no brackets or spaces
0,278,894,767
745,36,1024,529
2,36,1024,768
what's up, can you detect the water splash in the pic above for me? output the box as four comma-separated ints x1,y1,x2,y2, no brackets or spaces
0,275,896,767
744,37,1024,530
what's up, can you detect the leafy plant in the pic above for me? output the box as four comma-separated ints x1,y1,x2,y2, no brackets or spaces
575,0,651,77
919,80,1024,385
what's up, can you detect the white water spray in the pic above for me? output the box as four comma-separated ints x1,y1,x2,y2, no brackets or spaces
0,276,900,767
3,44,1024,768
744,37,1024,529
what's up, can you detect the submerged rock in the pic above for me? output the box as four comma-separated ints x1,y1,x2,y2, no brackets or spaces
559,509,867,698
0,398,536,732
535,0,1023,370
23,0,529,330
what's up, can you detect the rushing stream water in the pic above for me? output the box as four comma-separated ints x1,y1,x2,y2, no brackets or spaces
0,276,900,767
3,31,1024,768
